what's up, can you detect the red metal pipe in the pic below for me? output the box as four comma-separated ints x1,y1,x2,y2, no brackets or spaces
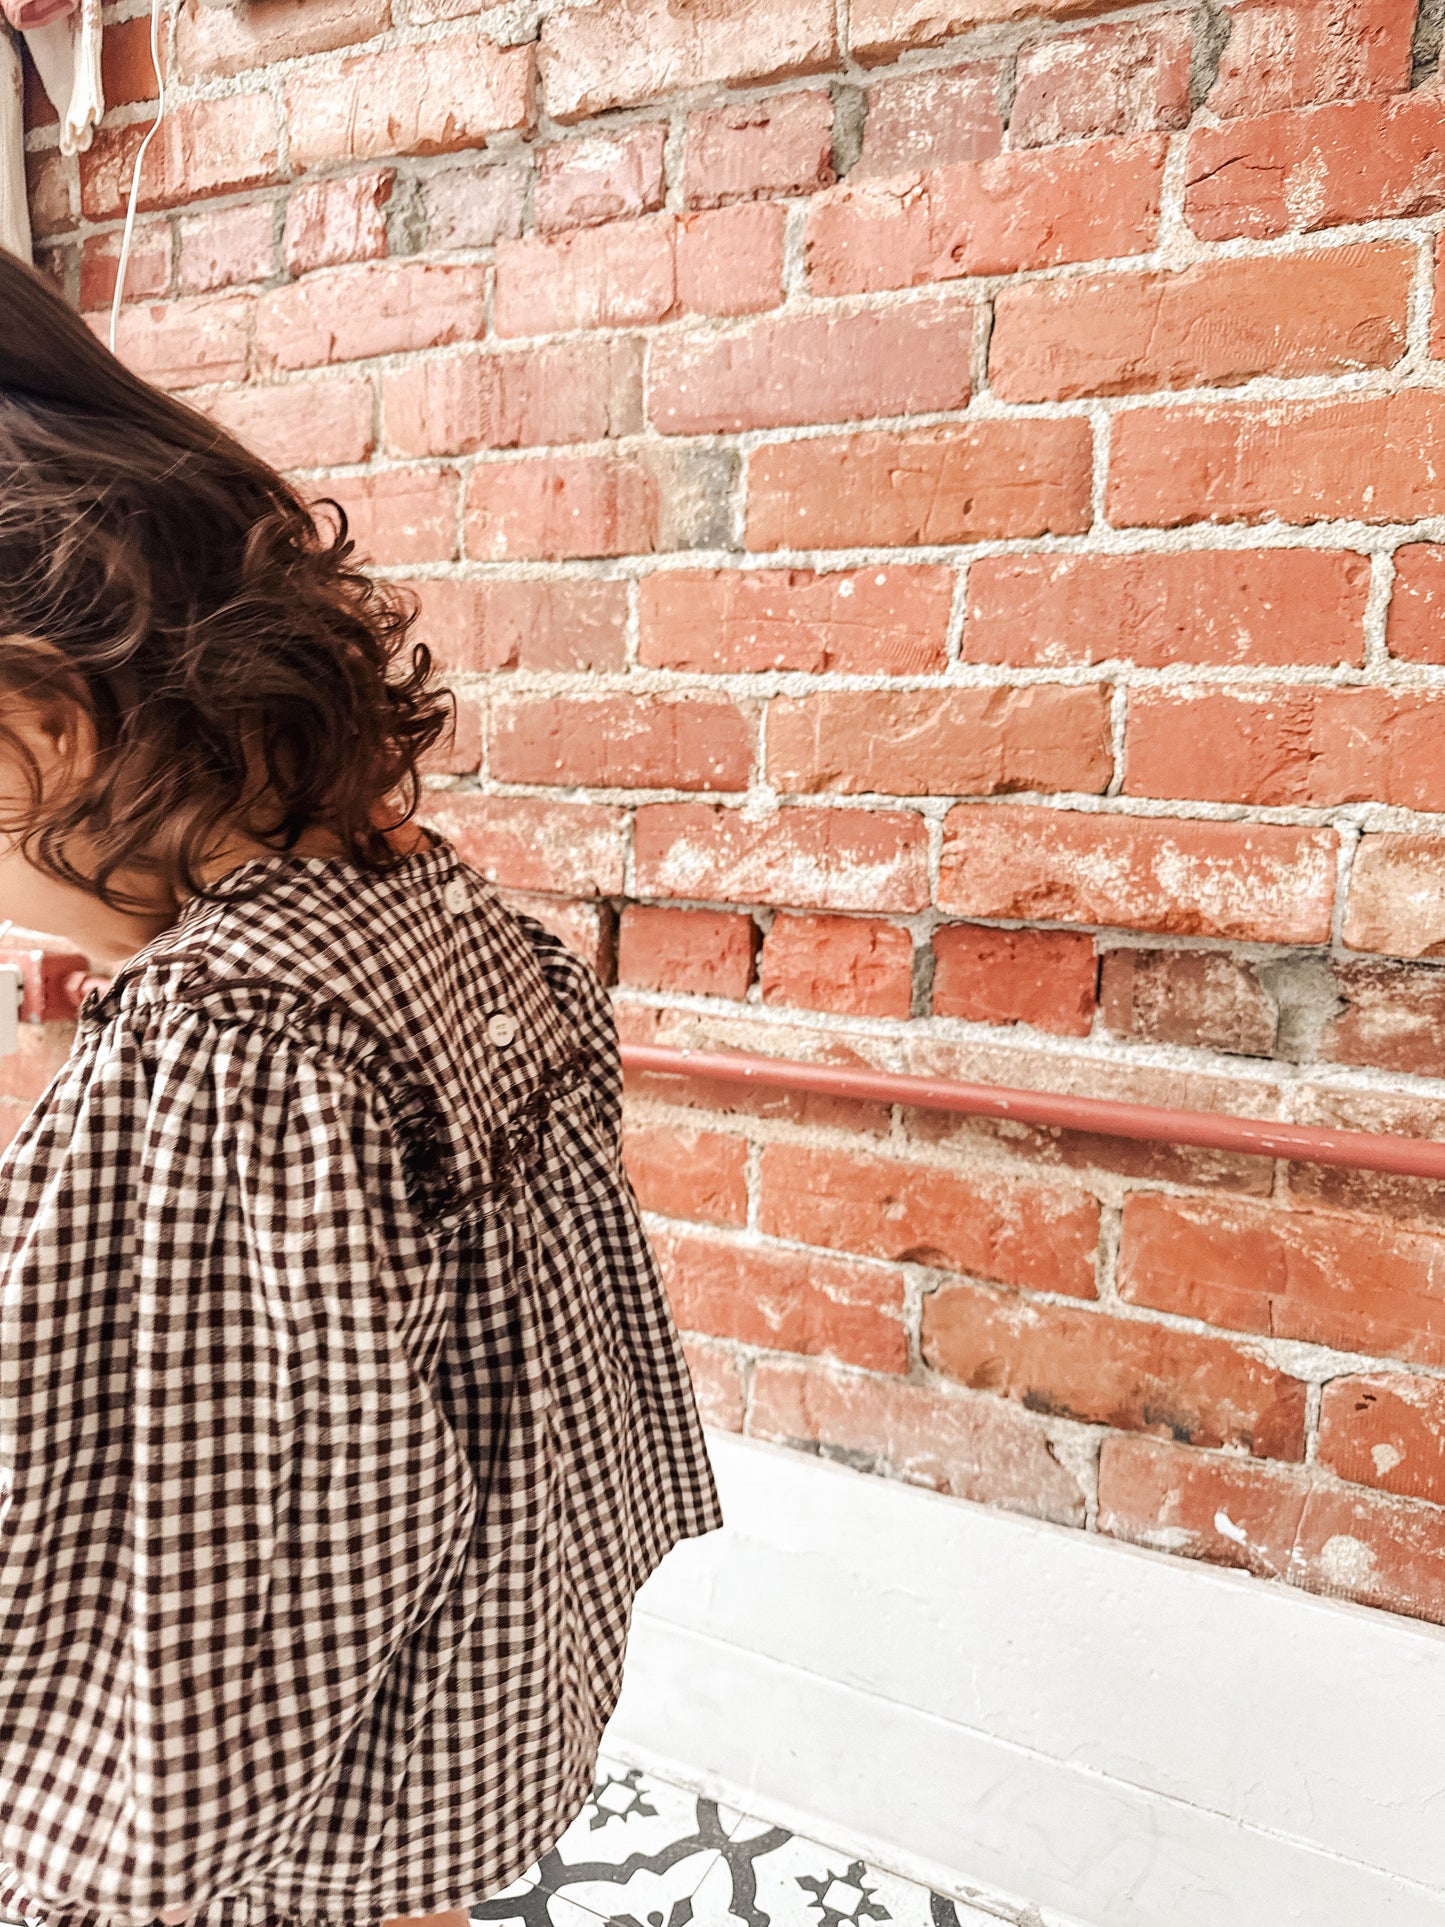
619,1042,1445,1181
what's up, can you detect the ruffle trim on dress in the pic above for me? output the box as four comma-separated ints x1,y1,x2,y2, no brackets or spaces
80,971,595,1229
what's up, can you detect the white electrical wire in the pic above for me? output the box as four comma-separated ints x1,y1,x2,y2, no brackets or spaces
107,0,166,354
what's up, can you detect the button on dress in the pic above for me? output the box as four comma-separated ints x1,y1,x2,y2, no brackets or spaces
0,836,725,1927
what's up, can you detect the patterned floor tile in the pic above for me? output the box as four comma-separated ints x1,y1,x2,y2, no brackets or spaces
473,1885,618,1927
687,1820,1010,1927
485,1756,731,1925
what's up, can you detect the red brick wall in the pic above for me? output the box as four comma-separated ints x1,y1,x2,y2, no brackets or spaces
24,0,1445,1624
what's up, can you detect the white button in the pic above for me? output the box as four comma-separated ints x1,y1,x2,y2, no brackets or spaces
487,1011,519,1047
443,878,470,914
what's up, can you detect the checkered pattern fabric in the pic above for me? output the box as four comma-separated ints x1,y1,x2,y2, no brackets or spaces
0,834,724,1927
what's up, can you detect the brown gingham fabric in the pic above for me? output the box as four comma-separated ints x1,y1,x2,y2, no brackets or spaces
0,834,724,1927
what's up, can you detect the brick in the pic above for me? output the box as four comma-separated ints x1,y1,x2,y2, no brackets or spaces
175,0,389,81
806,136,1165,295
419,794,626,897
855,63,1002,176
176,204,274,294
684,92,835,206
535,124,667,233
1388,545,1445,664
80,224,170,311
539,0,837,121
961,550,1368,669
652,1225,909,1373
406,0,521,21
673,203,787,319
682,1337,747,1431
618,1033,893,1138
990,246,1409,403
634,804,930,913
849,0,1115,62
1099,949,1276,1057
493,890,614,978
422,161,527,248
1186,94,1445,242
493,215,682,336
383,340,641,457
1125,688,1445,811
1108,393,1445,530
932,924,1097,1037
323,468,457,566
30,246,74,297
649,301,973,435
639,566,954,674
1101,1435,1309,1577
766,685,1112,798
203,376,375,471
938,806,1337,945
99,10,164,107
285,36,533,168
283,172,392,277
407,578,627,675
1010,17,1191,146
1099,1435,1445,1626
80,95,279,220
1318,1374,1445,1507
464,453,659,562
490,694,753,791
1208,0,1415,119
624,1122,749,1226
24,151,72,240
424,694,484,777
1322,960,1445,1079
1344,836,1445,960
256,262,489,371
108,294,252,391
759,914,914,1018
1285,1085,1445,1228
907,1052,1283,1195
925,1283,1305,1459
746,1354,1087,1524
760,1141,1100,1298
617,905,759,999
747,420,1092,551
1427,234,1445,358
1119,1192,1445,1368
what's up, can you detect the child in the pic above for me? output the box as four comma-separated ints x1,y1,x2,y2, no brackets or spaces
0,252,725,1927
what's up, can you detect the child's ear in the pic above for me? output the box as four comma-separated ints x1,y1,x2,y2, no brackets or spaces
9,687,96,791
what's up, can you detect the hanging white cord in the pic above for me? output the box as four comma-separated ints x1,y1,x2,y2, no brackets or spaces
107,0,166,353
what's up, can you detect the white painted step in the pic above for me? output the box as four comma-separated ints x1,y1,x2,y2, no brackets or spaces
603,1428,1445,1927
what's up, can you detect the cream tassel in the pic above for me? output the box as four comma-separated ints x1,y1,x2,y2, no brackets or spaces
22,0,100,160
60,0,99,153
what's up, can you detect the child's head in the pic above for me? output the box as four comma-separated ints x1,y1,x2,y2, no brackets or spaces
0,249,453,950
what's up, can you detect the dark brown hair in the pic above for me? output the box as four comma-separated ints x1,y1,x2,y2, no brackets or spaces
0,248,453,911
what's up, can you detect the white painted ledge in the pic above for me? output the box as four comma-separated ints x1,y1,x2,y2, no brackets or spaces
602,1428,1445,1927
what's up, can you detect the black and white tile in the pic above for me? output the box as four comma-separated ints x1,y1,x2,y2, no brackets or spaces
475,1756,1028,1927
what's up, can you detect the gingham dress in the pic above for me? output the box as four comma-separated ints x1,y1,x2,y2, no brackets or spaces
0,834,724,1927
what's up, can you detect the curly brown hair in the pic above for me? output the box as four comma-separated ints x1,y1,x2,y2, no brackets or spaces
0,248,454,912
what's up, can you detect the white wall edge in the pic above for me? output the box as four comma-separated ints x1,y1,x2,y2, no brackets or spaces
601,1427,1445,1927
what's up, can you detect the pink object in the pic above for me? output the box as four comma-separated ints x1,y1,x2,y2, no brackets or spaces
618,1042,1445,1181
2,0,75,27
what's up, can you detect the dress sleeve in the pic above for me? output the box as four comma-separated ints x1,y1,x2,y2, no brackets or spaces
0,1011,480,1921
